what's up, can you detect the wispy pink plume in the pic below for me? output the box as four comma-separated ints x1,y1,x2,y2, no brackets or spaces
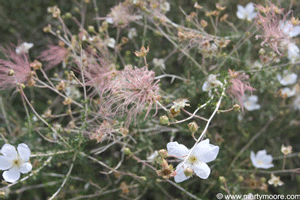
255,3,291,55
226,70,256,109
99,65,160,127
0,45,32,90
38,45,69,70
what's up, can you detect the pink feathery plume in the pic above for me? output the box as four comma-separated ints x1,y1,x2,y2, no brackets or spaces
0,45,32,90
226,69,256,110
100,65,160,127
255,2,291,55
38,45,69,70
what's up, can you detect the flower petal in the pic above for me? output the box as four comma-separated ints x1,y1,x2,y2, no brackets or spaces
167,142,189,159
174,163,190,183
1,144,18,161
290,26,300,37
245,3,255,13
20,162,32,174
0,156,12,170
193,139,219,163
193,162,211,179
17,143,31,162
2,167,21,183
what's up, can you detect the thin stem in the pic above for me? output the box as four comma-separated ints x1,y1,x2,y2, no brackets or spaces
48,153,77,200
176,87,225,170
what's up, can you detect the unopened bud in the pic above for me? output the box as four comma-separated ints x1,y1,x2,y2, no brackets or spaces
158,149,168,158
238,175,244,182
233,104,241,112
259,48,265,55
188,121,199,133
88,25,95,32
160,115,169,124
219,176,226,183
260,177,266,183
184,167,193,177
8,69,14,76
201,19,208,28
123,148,131,155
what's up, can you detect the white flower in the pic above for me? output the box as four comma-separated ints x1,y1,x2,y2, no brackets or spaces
268,173,284,187
106,38,116,49
0,143,32,183
281,145,292,155
15,42,34,55
202,74,223,92
153,58,165,70
279,87,296,98
128,28,137,39
161,2,170,12
106,17,114,24
66,86,81,99
277,70,298,86
250,150,274,169
287,43,300,63
281,21,300,38
171,99,190,112
167,139,219,183
243,95,261,111
236,3,257,21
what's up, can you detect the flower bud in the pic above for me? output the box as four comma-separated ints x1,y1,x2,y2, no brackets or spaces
200,19,208,28
88,26,95,32
219,176,226,183
238,175,244,182
259,48,266,55
260,177,266,183
184,167,193,177
233,104,241,112
188,121,199,133
158,149,168,158
160,115,169,124
7,69,14,76
123,148,131,155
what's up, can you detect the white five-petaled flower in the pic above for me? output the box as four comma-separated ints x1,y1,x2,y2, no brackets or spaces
106,38,116,49
279,87,296,98
281,21,300,38
268,173,284,187
277,70,298,86
281,145,292,155
243,95,261,111
128,28,137,39
171,99,190,113
0,143,32,183
287,43,300,63
236,3,257,21
250,150,274,169
153,58,166,70
202,74,223,92
15,42,34,55
167,139,219,183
